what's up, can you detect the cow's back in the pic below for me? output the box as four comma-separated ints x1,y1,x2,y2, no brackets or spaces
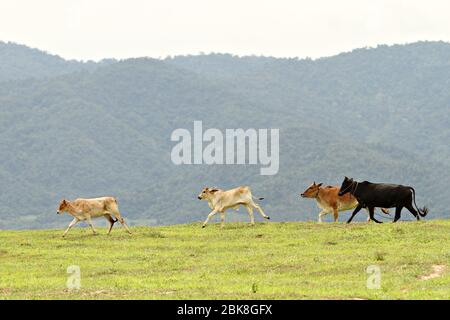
226,186,250,198
237,186,250,194
359,182,412,206
215,186,252,209
73,197,117,212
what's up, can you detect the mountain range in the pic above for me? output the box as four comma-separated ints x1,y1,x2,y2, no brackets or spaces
0,40,449,229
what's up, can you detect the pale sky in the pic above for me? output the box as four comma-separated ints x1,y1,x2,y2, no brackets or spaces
1,0,450,61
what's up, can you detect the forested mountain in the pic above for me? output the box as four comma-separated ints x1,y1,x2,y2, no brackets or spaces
0,41,113,82
0,41,449,229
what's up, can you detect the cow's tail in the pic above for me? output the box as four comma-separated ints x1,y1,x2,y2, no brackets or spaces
410,187,428,217
253,195,264,201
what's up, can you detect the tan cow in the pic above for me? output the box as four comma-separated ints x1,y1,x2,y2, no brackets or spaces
300,182,389,222
57,197,132,237
198,186,270,228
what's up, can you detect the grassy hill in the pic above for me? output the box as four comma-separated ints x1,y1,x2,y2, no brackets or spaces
1,220,449,299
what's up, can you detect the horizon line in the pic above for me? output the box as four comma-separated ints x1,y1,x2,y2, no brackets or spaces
1,39,450,63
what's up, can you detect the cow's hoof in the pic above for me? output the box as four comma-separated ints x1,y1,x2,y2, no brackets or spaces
265,216,270,220
202,225,206,228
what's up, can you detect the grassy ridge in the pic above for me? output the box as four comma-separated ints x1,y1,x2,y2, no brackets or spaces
0,220,449,299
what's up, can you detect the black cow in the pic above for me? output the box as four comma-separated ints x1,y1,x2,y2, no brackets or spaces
338,177,428,224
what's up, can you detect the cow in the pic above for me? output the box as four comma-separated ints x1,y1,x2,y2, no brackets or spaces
57,197,132,237
197,186,270,228
300,182,390,222
338,177,428,223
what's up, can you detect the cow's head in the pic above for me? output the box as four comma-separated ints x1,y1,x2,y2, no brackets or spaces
57,199,69,214
338,177,354,196
197,187,220,200
300,182,323,198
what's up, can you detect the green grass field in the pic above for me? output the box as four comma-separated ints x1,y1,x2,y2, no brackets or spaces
0,220,449,300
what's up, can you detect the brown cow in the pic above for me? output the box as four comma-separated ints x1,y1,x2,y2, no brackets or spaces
57,197,132,237
300,182,389,222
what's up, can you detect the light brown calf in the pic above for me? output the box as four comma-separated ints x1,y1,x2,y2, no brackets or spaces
198,186,270,228
57,197,132,237
300,182,389,222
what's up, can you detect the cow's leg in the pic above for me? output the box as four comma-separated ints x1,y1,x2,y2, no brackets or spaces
347,204,363,224
393,206,404,223
62,218,79,237
364,208,383,222
251,202,270,220
318,210,329,223
404,204,420,221
116,217,132,234
86,216,98,235
369,207,382,223
246,206,255,226
104,214,116,235
332,207,339,222
202,209,218,228
110,209,132,234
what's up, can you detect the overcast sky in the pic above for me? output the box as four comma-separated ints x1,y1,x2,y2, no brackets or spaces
1,0,450,61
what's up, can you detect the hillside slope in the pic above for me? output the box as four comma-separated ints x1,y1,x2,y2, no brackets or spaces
0,42,113,83
0,221,449,299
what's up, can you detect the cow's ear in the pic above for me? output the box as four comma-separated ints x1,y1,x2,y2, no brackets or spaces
317,183,323,187
210,189,219,193
313,181,316,185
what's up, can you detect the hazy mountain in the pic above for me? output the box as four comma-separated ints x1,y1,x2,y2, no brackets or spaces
0,41,449,229
0,41,114,83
